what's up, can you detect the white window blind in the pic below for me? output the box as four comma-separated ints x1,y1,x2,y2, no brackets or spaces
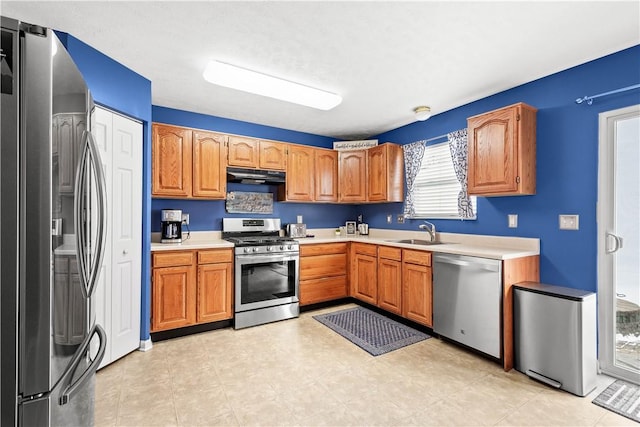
412,142,477,219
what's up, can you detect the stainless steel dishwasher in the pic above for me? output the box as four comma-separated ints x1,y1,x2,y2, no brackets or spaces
432,254,502,358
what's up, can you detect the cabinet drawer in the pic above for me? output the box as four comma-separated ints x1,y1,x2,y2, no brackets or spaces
352,242,377,256
300,276,348,305
300,253,347,280
378,246,402,261
300,243,347,257
402,250,431,266
152,250,195,268
198,249,233,264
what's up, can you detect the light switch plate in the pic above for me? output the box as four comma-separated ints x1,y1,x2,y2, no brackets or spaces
387,214,392,224
181,213,189,225
559,214,579,230
508,214,518,228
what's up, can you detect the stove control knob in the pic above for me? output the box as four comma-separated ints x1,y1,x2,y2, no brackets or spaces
266,246,272,252
252,247,259,253
243,248,250,254
279,245,285,250
287,244,293,250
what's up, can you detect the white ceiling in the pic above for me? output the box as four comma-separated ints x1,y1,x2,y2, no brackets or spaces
2,1,639,140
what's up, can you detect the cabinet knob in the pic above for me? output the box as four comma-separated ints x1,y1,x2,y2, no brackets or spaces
122,249,128,255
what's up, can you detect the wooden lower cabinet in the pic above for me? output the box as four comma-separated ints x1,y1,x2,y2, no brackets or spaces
151,249,233,332
377,246,402,314
401,250,433,327
351,243,378,305
197,249,233,323
300,243,348,305
152,263,196,331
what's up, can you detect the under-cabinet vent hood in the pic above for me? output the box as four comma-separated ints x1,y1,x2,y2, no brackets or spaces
227,167,286,185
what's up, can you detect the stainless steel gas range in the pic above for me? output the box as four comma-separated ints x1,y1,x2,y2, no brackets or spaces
222,218,300,329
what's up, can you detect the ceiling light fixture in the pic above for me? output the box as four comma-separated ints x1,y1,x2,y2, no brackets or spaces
203,60,342,111
414,106,431,121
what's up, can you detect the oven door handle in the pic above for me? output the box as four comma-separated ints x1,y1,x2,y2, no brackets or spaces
235,254,299,264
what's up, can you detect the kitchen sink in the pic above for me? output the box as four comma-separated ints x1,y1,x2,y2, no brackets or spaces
386,239,444,245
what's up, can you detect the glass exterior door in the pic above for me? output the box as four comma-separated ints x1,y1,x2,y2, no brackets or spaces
598,105,640,383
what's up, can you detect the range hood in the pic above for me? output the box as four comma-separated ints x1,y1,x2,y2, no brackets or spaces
227,166,286,185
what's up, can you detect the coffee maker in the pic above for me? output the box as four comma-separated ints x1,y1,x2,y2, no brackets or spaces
161,209,183,243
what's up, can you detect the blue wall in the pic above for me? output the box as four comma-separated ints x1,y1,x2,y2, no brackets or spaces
362,45,640,293
58,32,154,343
151,106,358,232
60,25,639,341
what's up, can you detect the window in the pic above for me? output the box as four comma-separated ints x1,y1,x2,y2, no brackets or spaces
411,142,476,219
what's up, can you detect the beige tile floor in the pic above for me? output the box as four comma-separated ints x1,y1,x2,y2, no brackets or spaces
95,304,636,426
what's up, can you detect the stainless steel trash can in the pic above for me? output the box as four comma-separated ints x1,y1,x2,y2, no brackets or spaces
514,282,597,397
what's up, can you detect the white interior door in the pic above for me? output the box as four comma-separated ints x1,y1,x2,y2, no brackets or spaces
93,106,142,369
110,113,142,363
92,108,112,368
597,104,640,384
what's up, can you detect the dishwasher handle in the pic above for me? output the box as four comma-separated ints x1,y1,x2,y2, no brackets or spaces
434,254,501,272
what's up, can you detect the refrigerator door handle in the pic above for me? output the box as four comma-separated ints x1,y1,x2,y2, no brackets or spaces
85,131,107,299
73,135,90,299
59,324,107,405
73,131,107,299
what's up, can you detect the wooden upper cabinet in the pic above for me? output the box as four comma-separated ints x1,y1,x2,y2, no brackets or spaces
193,130,227,198
282,145,315,201
315,148,338,202
368,143,404,202
339,150,367,202
227,135,259,168
259,140,286,170
152,124,193,198
467,102,537,196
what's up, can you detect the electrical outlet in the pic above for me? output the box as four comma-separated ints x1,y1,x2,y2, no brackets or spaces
559,214,579,230
508,214,518,228
357,214,363,223
386,214,392,224
397,214,405,224
181,213,189,225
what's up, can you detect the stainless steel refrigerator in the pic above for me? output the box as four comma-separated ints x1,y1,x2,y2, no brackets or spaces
1,16,107,426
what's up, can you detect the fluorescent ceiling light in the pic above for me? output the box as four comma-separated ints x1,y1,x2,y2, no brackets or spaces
203,60,342,111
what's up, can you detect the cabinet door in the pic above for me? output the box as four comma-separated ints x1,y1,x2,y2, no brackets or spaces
152,124,192,197
56,115,76,193
151,265,196,331
368,144,404,202
228,136,258,168
353,253,377,304
285,145,315,201
467,103,536,196
193,130,226,198
378,258,402,314
315,148,338,202
259,140,286,170
197,263,233,323
402,262,432,327
339,150,367,202
368,145,388,201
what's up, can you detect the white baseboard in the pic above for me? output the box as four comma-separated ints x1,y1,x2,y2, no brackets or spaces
139,339,153,352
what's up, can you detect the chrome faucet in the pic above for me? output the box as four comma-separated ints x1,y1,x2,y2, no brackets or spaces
418,221,436,242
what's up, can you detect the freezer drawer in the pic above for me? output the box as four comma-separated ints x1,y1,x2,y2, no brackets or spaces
514,282,597,397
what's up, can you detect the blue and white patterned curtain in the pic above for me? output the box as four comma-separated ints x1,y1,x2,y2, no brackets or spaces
402,140,426,218
448,129,474,219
